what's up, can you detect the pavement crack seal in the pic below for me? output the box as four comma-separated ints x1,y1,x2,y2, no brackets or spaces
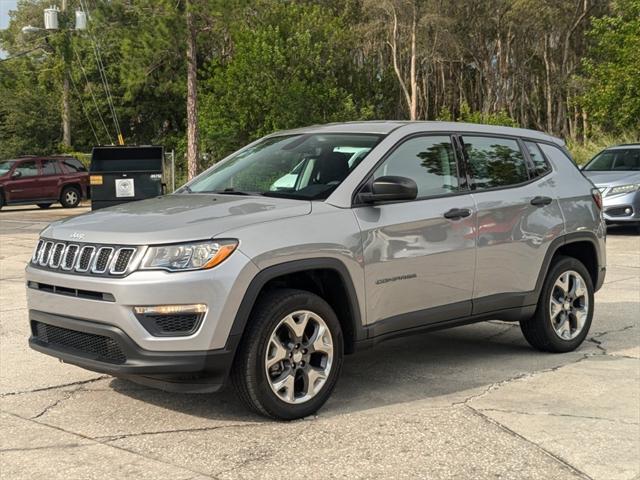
587,324,636,356
96,423,260,442
476,408,639,426
2,411,217,480
0,375,109,398
465,405,595,480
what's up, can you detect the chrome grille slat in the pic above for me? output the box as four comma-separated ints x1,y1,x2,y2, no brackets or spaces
39,241,54,266
62,244,79,271
91,247,115,274
32,240,137,276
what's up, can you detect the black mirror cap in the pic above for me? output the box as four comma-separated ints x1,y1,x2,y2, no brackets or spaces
359,176,418,204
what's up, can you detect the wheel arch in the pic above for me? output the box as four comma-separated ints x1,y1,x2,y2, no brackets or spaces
532,232,604,304
228,258,365,355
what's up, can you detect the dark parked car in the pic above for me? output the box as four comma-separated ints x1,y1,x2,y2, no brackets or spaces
0,156,89,210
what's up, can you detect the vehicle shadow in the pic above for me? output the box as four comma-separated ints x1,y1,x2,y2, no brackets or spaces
108,307,638,421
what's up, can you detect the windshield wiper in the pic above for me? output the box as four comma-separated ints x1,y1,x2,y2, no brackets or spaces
209,188,260,196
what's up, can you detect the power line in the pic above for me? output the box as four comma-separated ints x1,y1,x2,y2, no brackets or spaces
71,42,113,143
68,72,101,145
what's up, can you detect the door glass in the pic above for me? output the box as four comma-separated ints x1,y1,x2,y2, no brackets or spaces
41,159,59,175
373,136,459,197
15,161,38,177
524,141,551,177
463,136,528,189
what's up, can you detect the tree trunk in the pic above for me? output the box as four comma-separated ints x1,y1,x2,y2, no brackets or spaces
409,4,418,120
186,2,199,180
62,70,71,148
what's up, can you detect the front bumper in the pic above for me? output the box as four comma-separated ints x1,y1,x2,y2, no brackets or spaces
602,190,640,225
29,310,239,392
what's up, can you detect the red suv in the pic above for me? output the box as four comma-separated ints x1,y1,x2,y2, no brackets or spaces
0,156,89,210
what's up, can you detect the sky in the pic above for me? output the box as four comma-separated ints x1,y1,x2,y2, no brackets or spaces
0,0,18,58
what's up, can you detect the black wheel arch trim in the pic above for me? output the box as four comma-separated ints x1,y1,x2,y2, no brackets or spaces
228,257,365,350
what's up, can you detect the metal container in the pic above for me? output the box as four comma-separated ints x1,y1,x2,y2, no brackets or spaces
89,146,164,211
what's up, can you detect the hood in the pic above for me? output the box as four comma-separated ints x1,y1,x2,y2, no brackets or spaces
42,194,311,245
582,170,640,187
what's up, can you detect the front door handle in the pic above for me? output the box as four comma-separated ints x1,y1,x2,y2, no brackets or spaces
530,196,552,206
443,208,472,220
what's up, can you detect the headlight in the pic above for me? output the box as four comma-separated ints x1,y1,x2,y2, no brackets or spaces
140,240,238,272
606,183,640,197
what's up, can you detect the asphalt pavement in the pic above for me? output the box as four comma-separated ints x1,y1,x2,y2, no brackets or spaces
1,204,638,480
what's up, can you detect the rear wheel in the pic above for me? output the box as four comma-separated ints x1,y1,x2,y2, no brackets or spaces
60,186,80,208
231,288,343,420
520,255,594,352
37,203,52,209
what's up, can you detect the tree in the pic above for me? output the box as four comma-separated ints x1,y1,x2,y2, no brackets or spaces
581,0,640,133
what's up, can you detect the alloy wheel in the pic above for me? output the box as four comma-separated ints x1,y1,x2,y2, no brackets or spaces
264,310,333,404
549,270,590,340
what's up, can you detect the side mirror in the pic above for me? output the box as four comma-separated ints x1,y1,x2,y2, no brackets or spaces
358,176,418,204
11,170,22,179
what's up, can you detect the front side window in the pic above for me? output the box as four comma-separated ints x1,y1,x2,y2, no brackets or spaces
41,159,60,175
372,135,459,198
14,160,38,177
524,141,551,177
584,148,640,171
0,160,16,175
463,136,528,189
185,133,382,200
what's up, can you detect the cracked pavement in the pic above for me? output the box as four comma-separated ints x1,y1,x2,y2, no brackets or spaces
1,205,639,480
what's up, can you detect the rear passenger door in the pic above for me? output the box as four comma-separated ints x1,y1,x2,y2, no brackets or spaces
38,159,61,199
354,135,476,334
460,135,564,314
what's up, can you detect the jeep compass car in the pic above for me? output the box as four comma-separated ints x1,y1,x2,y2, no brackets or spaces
26,122,606,420
0,156,88,210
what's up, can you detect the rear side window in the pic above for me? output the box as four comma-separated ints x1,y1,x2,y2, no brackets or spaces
61,158,87,173
462,136,528,189
41,159,60,175
15,160,38,177
524,141,551,177
373,135,459,198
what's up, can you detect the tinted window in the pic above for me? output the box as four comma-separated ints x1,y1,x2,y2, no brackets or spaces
61,158,87,173
524,141,551,177
41,159,60,175
584,148,640,171
463,136,528,189
187,134,381,200
373,136,459,197
15,160,38,177
0,160,16,175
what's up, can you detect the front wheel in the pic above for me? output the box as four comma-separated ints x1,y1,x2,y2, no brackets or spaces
231,288,343,420
520,255,594,352
60,186,81,208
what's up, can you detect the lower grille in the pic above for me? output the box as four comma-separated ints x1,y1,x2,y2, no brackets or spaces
605,206,633,217
135,313,202,337
32,321,126,364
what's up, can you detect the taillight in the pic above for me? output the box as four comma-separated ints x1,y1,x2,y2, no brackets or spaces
591,188,603,210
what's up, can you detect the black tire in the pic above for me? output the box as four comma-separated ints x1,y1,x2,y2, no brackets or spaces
60,186,81,208
0,190,4,210
231,288,344,420
37,203,52,209
520,255,594,353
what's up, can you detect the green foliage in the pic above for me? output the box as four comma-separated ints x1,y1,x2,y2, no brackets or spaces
198,1,393,164
581,0,640,133
436,103,519,128
567,131,640,165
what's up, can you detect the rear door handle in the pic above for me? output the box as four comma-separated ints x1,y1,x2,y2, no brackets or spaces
443,208,472,220
530,196,552,207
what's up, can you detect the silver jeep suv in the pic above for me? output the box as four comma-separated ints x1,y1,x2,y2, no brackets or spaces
26,122,606,419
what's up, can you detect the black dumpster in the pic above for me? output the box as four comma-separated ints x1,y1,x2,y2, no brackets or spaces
89,146,164,210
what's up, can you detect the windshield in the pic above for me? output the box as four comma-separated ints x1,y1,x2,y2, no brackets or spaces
183,133,382,200
584,148,640,171
0,160,16,175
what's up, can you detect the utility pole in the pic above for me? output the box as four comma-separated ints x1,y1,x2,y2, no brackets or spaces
61,0,71,148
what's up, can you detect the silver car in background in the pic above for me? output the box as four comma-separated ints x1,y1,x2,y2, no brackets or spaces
582,144,640,229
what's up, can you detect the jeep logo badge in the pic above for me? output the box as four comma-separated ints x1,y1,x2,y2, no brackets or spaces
70,232,85,240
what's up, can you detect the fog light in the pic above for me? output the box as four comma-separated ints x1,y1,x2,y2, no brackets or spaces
625,208,632,215
133,304,207,315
